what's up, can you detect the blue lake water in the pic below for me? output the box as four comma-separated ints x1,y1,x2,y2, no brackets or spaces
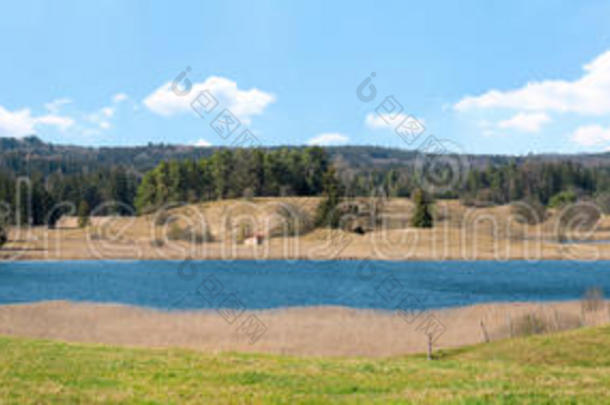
0,260,609,310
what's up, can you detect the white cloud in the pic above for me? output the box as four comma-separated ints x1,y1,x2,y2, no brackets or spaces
193,138,212,147
307,132,349,146
497,112,551,133
44,98,72,114
364,113,425,132
86,106,116,130
366,113,403,129
100,107,114,118
0,93,129,139
35,114,75,131
143,76,275,124
571,125,610,146
112,93,128,103
365,113,424,130
79,97,129,136
0,107,36,137
455,50,610,115
0,105,74,137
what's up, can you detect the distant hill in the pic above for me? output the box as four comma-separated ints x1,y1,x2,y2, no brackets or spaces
2,136,610,177
0,136,216,176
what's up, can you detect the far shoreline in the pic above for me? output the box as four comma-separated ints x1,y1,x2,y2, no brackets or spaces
3,197,610,262
3,256,610,263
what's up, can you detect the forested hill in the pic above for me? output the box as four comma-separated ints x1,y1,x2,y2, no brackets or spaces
3,136,610,176
0,136,215,175
3,136,610,227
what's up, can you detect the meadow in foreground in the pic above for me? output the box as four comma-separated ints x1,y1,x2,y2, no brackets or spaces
1,325,610,404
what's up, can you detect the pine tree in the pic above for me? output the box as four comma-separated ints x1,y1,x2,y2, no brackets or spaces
304,146,328,195
211,150,234,199
109,166,132,215
134,171,158,214
411,188,433,228
315,166,342,228
78,200,90,228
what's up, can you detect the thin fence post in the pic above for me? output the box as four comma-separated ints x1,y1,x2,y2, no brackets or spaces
427,333,433,360
480,320,490,343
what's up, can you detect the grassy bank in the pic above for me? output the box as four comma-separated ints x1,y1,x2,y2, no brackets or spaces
2,326,610,404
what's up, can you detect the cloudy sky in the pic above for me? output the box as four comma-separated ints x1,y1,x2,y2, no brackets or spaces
2,0,610,154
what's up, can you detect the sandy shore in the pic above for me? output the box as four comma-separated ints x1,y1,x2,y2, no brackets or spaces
1,300,608,357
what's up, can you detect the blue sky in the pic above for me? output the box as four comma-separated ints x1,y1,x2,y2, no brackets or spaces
2,1,610,154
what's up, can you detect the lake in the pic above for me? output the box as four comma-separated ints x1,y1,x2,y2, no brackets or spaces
1,260,609,310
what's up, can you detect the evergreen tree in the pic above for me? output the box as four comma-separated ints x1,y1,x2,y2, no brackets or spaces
211,150,234,199
198,159,214,200
154,161,171,206
134,171,158,214
411,188,433,228
315,166,342,228
304,146,328,195
134,148,333,209
548,190,577,208
167,160,185,202
107,166,133,215
78,200,90,228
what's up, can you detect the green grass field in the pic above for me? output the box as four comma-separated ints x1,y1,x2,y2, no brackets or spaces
2,326,610,404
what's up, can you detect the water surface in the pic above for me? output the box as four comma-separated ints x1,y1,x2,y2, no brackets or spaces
0,260,609,310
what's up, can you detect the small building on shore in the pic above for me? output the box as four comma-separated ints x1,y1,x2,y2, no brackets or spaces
244,233,264,246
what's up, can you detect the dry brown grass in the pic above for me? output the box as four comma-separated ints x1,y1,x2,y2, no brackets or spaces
1,300,608,357
3,197,610,261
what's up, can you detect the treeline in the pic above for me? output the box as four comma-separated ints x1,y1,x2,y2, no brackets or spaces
132,153,610,215
333,160,610,207
0,167,139,226
461,161,610,205
339,168,416,198
4,141,610,230
134,147,330,213
0,136,216,176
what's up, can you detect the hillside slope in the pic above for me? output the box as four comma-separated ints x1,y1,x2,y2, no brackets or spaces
1,325,610,403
